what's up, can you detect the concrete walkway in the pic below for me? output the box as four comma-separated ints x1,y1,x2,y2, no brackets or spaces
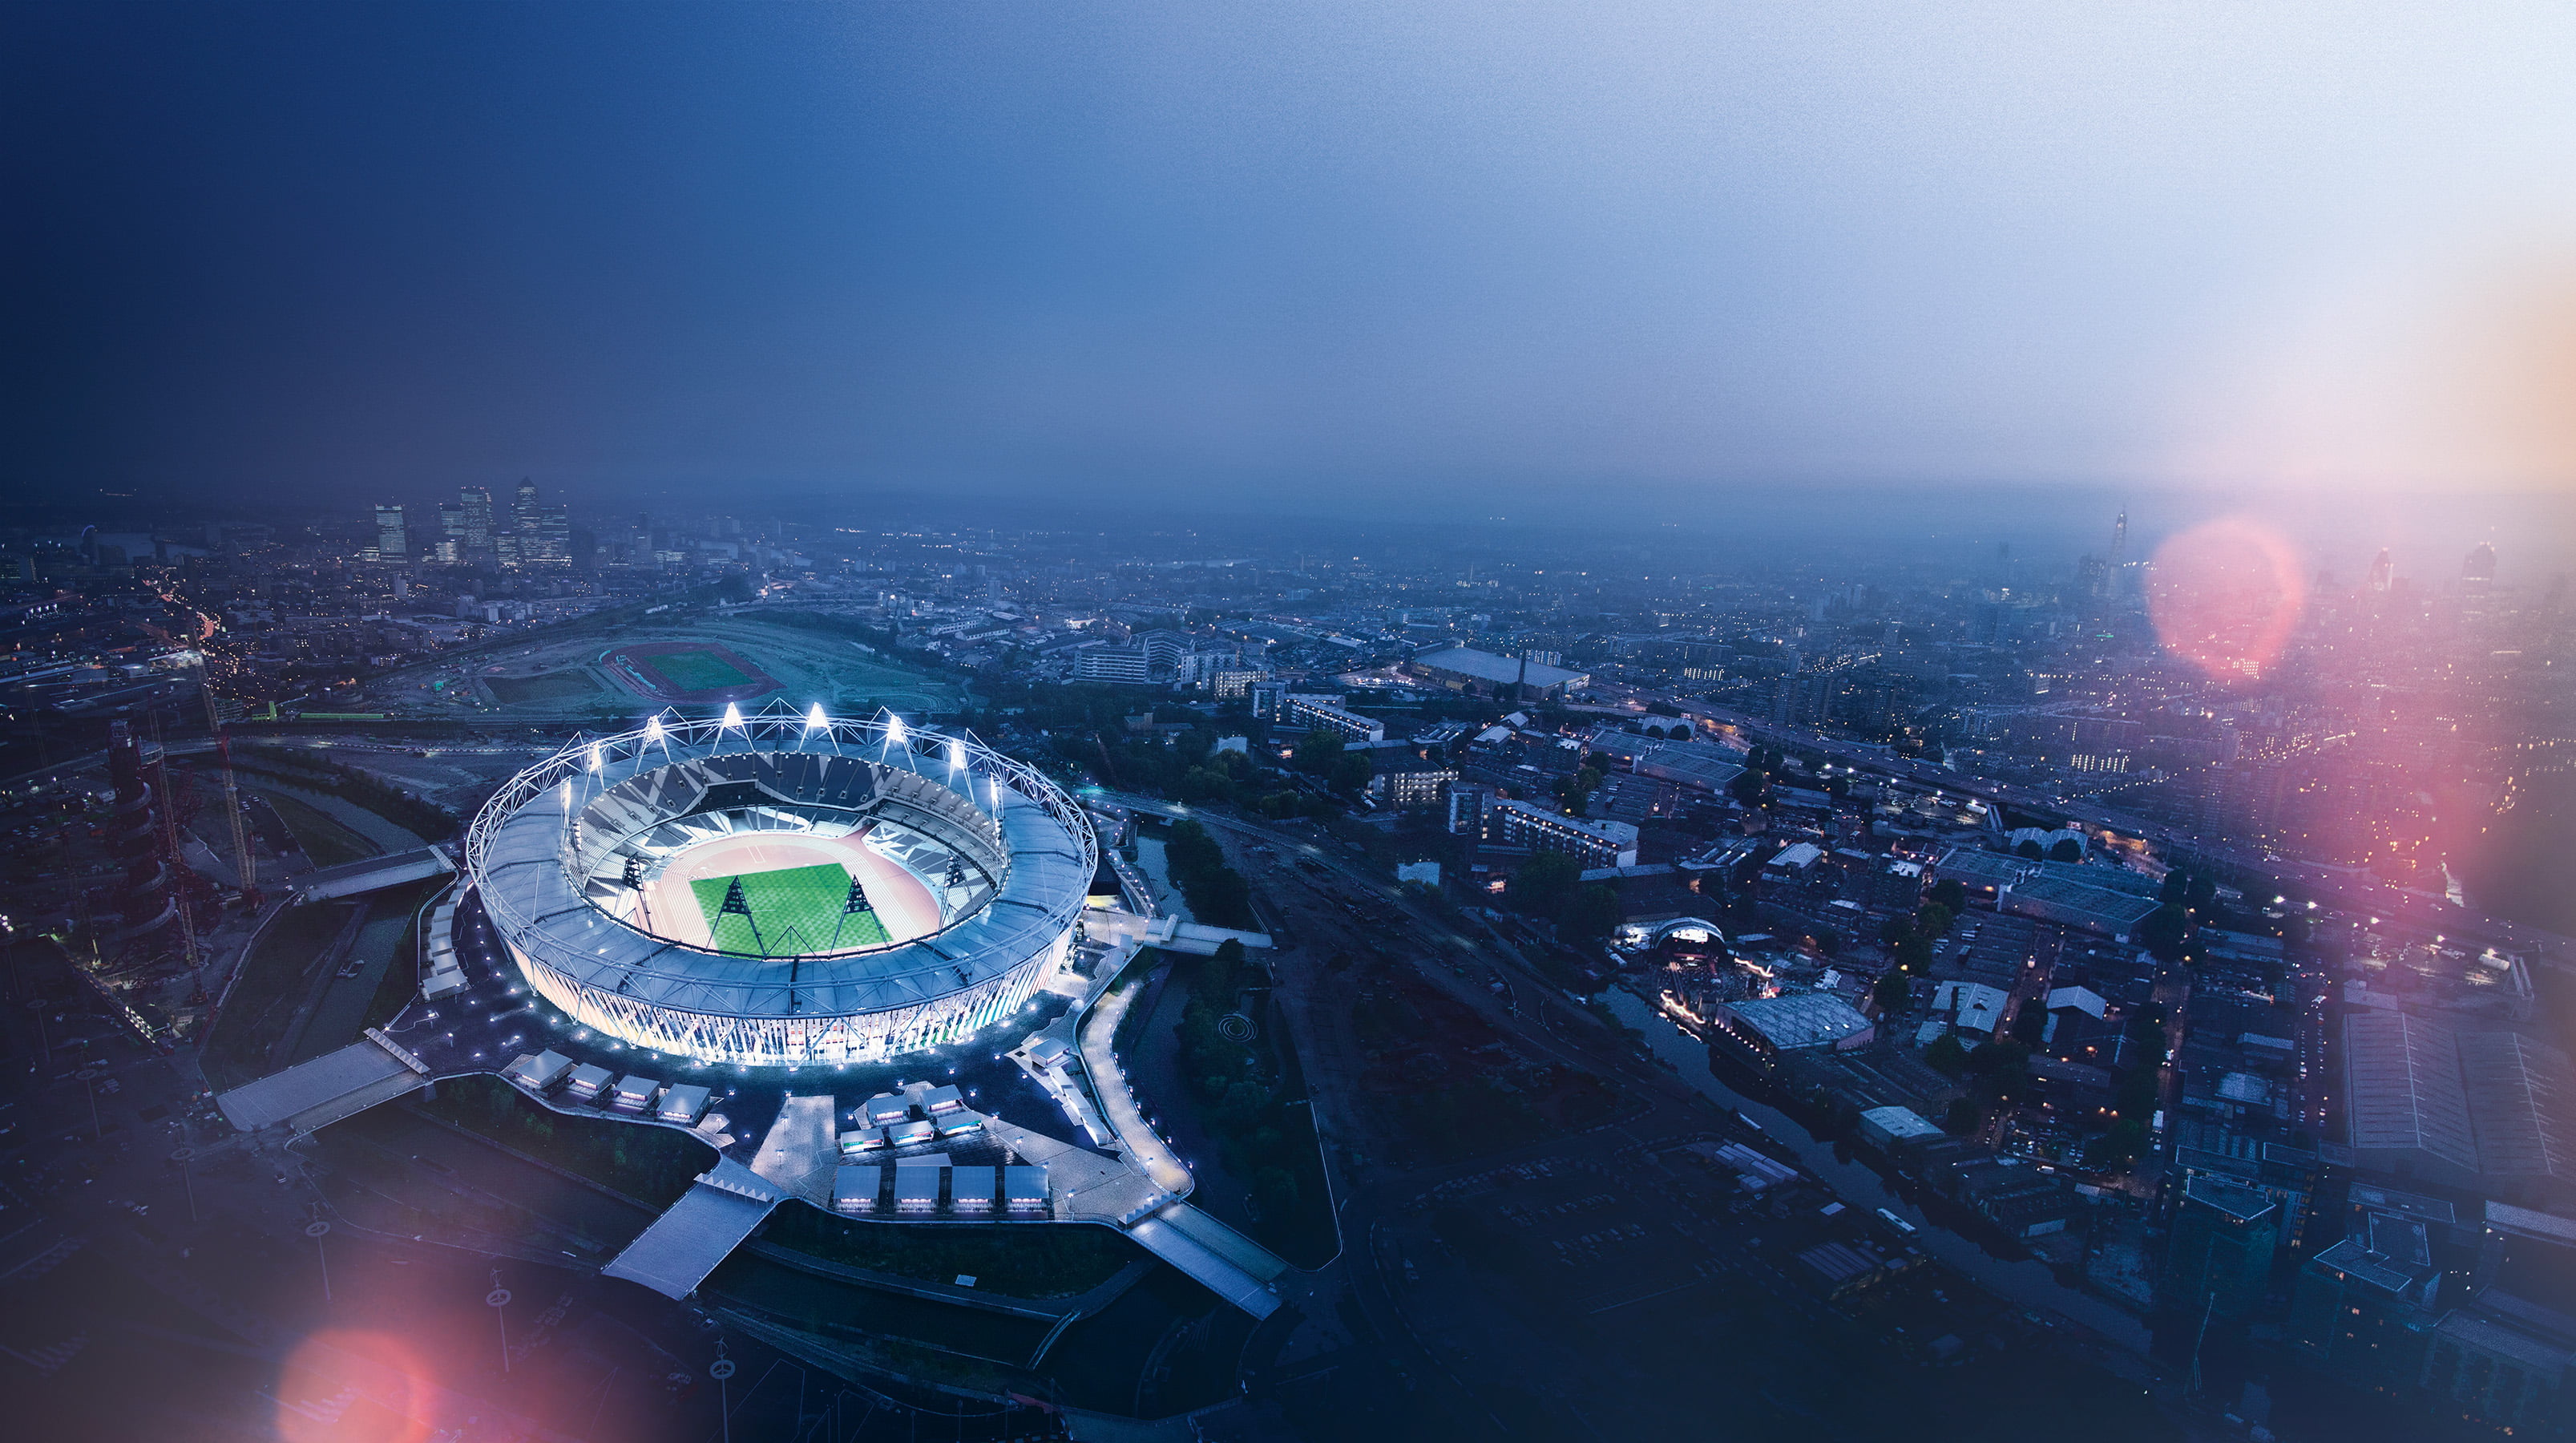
1077,947,1194,1198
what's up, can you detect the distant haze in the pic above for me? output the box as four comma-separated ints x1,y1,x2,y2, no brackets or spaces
10,2,2576,517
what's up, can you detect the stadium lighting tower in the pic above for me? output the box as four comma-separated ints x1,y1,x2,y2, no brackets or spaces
947,738,967,772
587,741,603,773
720,701,745,731
805,702,829,734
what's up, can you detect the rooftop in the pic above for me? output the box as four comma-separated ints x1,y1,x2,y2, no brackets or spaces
1411,645,1585,688
1722,992,1874,1051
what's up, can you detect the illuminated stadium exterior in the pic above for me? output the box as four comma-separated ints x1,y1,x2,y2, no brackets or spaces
463,708,1096,1068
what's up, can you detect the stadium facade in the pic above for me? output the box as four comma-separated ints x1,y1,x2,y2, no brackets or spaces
464,709,1096,1067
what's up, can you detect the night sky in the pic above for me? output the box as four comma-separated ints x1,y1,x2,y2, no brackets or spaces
10,2,2576,516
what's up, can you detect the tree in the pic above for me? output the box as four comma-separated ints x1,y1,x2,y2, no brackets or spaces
2186,872,2218,913
2085,1119,2146,1169
1330,750,1373,795
2048,837,2083,862
1941,1098,1981,1134
2138,903,2190,964
1512,851,1583,920
1872,968,1912,1014
1923,1033,1969,1077
1253,1166,1301,1222
2015,839,2044,859
1563,883,1623,940
1928,878,1967,914
1726,768,1766,807
1892,931,1934,974
1293,729,1346,778
1915,902,1954,936
2009,1002,2047,1049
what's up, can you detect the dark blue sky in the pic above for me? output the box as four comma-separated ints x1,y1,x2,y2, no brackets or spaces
9,2,2576,515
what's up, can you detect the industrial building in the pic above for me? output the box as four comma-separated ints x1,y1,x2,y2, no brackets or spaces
1406,645,1589,699
1708,992,1875,1075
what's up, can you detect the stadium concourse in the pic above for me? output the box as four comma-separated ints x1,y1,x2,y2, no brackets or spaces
212,706,1291,1318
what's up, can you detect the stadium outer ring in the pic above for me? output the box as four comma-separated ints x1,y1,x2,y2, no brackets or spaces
462,709,1097,1069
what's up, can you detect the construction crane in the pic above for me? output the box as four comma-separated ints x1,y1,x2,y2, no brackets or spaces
147,711,203,978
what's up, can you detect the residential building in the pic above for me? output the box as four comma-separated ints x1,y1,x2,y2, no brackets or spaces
1484,798,1638,868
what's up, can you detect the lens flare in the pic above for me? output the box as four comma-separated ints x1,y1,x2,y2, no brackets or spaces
274,1330,441,1443
2146,516,2305,682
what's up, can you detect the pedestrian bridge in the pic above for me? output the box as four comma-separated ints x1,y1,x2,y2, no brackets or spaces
214,1029,430,1137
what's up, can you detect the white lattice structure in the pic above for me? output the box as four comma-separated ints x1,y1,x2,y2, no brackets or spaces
464,709,1094,1067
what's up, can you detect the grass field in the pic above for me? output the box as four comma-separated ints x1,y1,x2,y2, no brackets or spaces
485,669,604,705
647,648,754,692
690,862,889,955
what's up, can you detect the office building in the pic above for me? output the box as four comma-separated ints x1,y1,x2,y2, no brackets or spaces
2161,1176,2279,1320
2289,1211,2442,1389
454,485,495,550
372,503,408,560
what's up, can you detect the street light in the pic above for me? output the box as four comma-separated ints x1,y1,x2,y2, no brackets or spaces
305,1219,333,1302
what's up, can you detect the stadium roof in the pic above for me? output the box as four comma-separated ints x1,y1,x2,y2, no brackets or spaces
473,731,1091,1020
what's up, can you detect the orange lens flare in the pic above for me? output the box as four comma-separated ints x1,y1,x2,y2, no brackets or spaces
2146,517,2305,683
274,1330,442,1443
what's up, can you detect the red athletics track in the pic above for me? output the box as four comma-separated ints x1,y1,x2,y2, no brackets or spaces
601,640,784,705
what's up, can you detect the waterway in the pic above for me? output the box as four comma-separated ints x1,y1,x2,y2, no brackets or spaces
1132,837,1195,921
1600,987,2154,1354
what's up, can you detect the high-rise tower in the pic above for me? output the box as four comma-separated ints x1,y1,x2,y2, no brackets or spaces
372,503,408,560
455,486,495,549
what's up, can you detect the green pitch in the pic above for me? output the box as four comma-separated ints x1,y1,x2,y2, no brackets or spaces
690,863,890,956
650,649,754,692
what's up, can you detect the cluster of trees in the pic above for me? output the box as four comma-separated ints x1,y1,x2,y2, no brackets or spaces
2084,1000,2169,1167
1169,940,1313,1231
422,1076,711,1209
2137,867,2217,964
2014,834,2086,862
235,742,458,843
1726,743,1791,807
1511,851,1623,941
1551,754,1607,815
1162,820,1259,930
1924,1032,2033,1131
1288,729,1375,795
1870,879,1967,1013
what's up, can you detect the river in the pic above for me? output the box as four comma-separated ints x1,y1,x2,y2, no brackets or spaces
1600,987,2154,1354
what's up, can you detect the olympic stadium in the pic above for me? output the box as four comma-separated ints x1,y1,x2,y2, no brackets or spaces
463,707,1096,1068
